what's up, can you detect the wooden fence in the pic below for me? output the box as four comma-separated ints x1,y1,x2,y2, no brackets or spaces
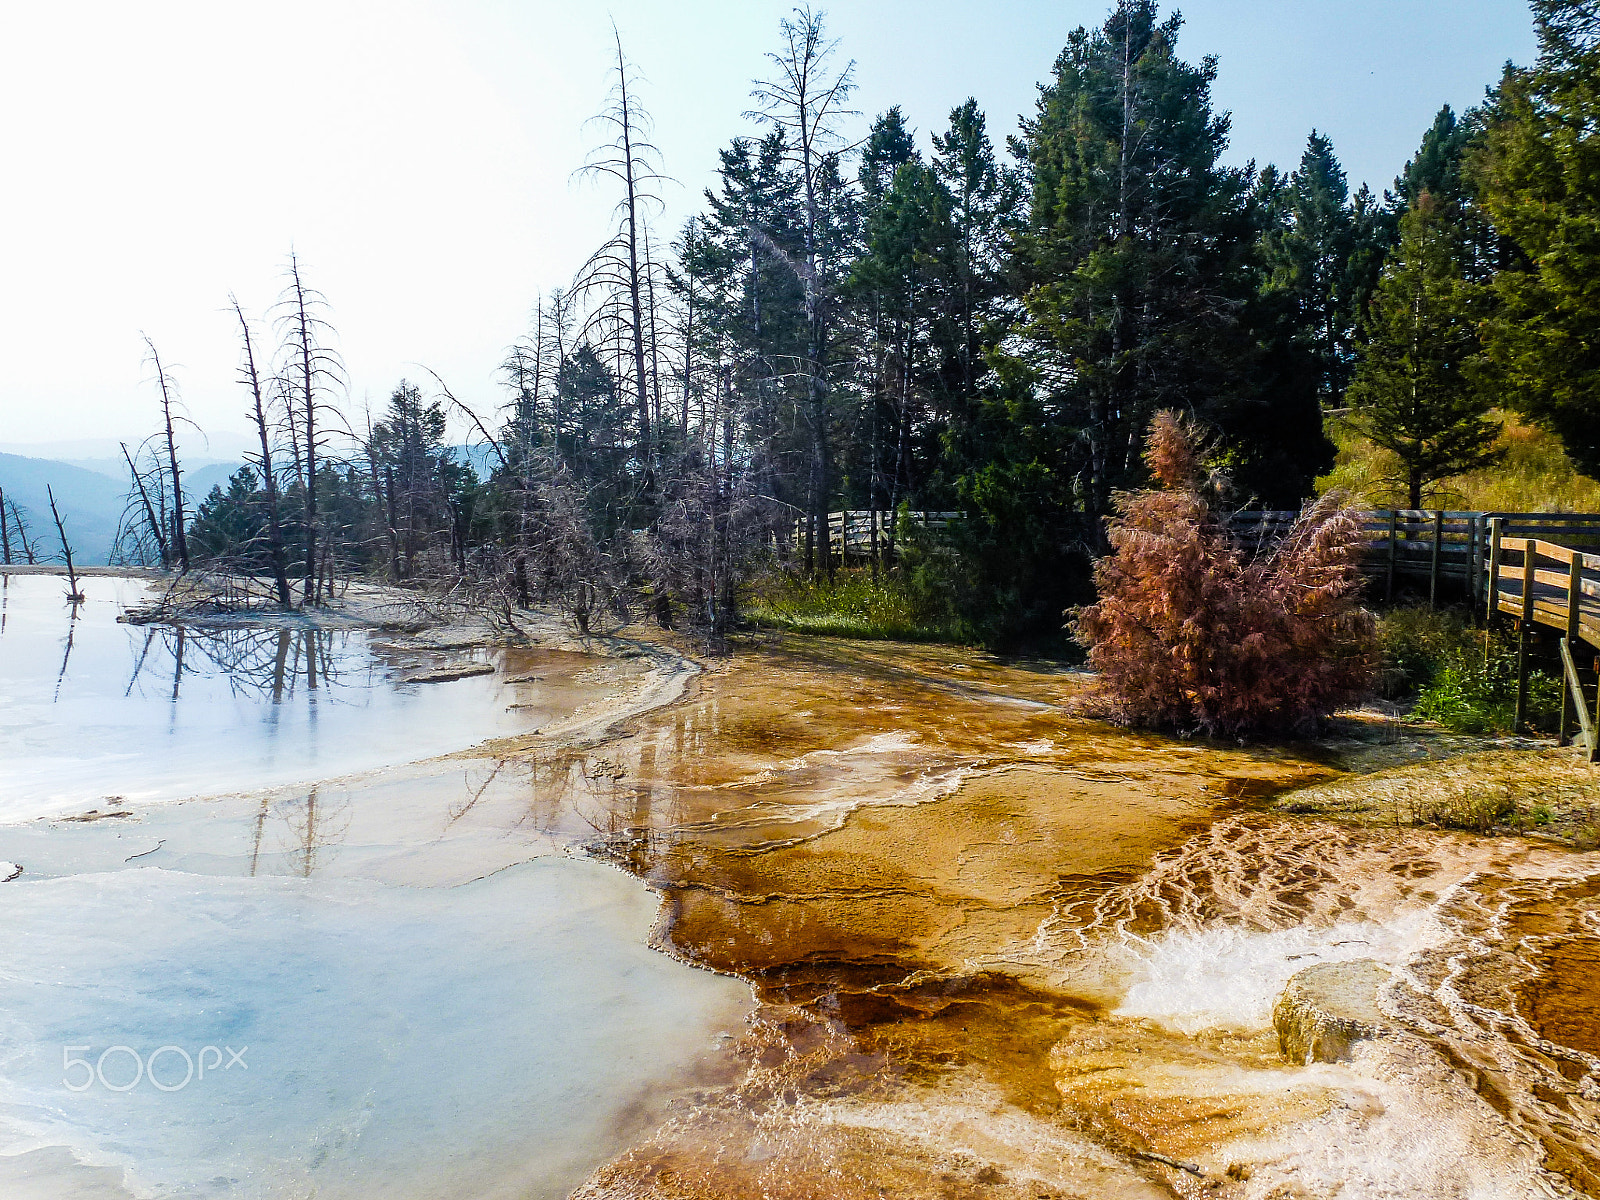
1231,509,1600,607
793,511,963,562
1233,509,1600,754
796,506,1600,753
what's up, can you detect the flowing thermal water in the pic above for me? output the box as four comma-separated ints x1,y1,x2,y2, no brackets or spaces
2,583,1596,1198
547,642,1600,1199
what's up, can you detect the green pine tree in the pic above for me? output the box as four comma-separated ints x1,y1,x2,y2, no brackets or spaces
1471,0,1600,475
1261,132,1358,401
1011,0,1329,523
1348,196,1501,508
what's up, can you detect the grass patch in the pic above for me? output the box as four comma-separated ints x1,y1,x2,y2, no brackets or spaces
1376,606,1472,699
1277,748,1600,845
745,569,963,642
1413,646,1561,736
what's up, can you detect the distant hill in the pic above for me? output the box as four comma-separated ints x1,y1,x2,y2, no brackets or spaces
0,433,261,467
0,447,482,568
0,453,129,565
186,462,248,499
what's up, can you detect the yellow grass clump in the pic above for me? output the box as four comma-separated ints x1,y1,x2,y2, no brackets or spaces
1318,410,1600,513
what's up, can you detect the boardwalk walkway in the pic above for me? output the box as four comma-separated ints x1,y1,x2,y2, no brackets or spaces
1236,509,1600,754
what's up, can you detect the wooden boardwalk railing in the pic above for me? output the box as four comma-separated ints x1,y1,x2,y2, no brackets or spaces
1232,509,1600,608
793,511,963,562
804,506,1600,752
1484,530,1600,756
1234,508,1600,755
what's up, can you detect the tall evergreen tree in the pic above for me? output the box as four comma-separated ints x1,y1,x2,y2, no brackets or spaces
858,107,917,203
1348,196,1501,507
1392,105,1475,213
692,130,809,508
1012,0,1328,521
929,99,1021,420
371,381,457,579
852,160,952,514
189,467,266,567
849,109,923,516
1262,132,1358,401
1472,0,1600,475
748,6,860,573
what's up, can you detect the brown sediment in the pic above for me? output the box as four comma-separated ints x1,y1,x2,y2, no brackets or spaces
63,608,1595,1196
1384,868,1600,1196
547,634,1600,1199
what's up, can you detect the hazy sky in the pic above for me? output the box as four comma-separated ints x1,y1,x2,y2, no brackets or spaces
0,0,1536,450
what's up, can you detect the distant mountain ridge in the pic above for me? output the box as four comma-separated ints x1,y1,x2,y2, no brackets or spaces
0,453,128,565
0,447,490,567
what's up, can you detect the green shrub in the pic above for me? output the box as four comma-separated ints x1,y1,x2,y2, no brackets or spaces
1412,630,1561,734
1376,606,1471,700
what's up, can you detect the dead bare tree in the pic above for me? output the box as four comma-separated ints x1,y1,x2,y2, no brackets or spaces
232,295,294,607
110,439,177,568
13,502,37,563
274,253,345,605
143,336,192,572
45,485,84,602
0,485,11,565
572,26,670,483
747,7,857,576
120,441,168,568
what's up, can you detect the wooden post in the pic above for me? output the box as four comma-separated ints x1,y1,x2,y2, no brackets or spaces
1559,638,1594,754
1386,510,1397,601
1486,518,1503,626
1515,541,1536,734
1429,510,1443,608
1562,548,1583,744
1466,516,1479,615
1561,637,1573,747
1591,654,1600,763
1567,547,1583,648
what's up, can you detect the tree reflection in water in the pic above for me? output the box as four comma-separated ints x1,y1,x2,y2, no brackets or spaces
246,786,354,879
122,626,353,704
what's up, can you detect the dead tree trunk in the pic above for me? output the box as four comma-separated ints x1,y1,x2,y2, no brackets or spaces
144,337,190,572
287,257,319,605
749,10,855,578
573,32,663,492
233,297,294,607
615,34,653,479
9,501,35,563
46,486,83,602
120,442,168,569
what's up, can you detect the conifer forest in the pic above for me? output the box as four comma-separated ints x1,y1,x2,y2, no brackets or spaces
113,0,1600,651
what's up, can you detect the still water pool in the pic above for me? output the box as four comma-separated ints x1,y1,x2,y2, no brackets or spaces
0,573,749,1199
0,574,555,820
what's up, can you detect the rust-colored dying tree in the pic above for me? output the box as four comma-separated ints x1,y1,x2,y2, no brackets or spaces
1075,412,1376,737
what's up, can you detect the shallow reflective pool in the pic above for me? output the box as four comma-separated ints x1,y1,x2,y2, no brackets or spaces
0,574,564,820
0,573,750,1199
0,859,747,1200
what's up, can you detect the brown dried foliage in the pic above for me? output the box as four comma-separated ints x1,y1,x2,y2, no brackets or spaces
1075,412,1377,737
